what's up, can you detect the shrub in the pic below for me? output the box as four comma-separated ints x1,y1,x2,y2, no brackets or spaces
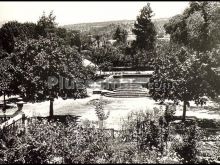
93,98,110,129
171,121,202,164
164,104,176,124
119,108,168,154
0,108,219,164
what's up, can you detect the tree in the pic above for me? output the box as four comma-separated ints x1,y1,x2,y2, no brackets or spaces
132,3,157,52
131,50,155,68
150,45,220,121
163,14,187,47
90,46,110,72
36,11,57,37
55,27,68,39
0,21,26,53
0,50,13,113
159,2,220,120
9,35,85,101
208,3,220,50
69,30,81,51
164,1,220,52
0,21,39,54
94,35,101,48
67,31,92,52
0,12,94,102
112,26,128,44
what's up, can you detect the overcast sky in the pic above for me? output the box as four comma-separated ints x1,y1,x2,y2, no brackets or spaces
0,1,189,26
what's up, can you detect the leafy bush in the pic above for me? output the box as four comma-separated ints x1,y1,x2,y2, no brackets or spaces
119,108,168,154
171,121,202,164
0,109,219,164
164,104,176,124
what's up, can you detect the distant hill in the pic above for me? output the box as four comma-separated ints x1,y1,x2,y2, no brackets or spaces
62,18,169,38
62,20,134,31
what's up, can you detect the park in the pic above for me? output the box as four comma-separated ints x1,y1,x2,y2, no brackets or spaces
0,1,220,164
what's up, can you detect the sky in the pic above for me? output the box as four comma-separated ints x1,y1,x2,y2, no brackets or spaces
0,1,189,26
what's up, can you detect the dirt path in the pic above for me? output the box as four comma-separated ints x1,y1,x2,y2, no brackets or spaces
1,91,220,130
22,95,159,130
175,100,220,120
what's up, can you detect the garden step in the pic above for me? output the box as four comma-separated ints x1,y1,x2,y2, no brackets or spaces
104,84,149,98
104,94,149,97
113,91,145,93
105,93,149,98
114,89,147,91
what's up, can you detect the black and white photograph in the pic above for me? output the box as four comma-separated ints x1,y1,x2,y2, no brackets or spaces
0,1,220,164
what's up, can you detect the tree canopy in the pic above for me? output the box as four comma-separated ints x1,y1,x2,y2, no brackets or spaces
112,26,128,44
0,11,95,101
164,1,220,52
132,3,157,52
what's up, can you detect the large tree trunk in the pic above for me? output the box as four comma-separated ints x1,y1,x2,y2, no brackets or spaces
3,92,6,110
182,100,187,121
49,98,54,117
3,91,6,121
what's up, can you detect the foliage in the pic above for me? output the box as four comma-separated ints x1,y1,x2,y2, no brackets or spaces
164,1,220,51
0,11,95,101
197,141,220,163
0,108,219,164
0,51,13,95
131,49,155,68
0,117,111,164
171,122,202,164
36,11,57,37
123,3,157,68
62,19,168,40
0,21,37,53
8,36,88,101
112,26,128,44
65,30,93,52
154,2,220,120
164,104,176,123
150,42,220,120
164,14,187,47
87,44,127,70
120,108,168,154
94,99,110,121
92,98,110,129
132,3,157,52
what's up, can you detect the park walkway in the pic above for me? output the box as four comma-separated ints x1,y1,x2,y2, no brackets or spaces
1,91,220,130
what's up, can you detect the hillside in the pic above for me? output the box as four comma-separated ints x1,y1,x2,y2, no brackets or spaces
62,18,169,37
62,20,134,31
